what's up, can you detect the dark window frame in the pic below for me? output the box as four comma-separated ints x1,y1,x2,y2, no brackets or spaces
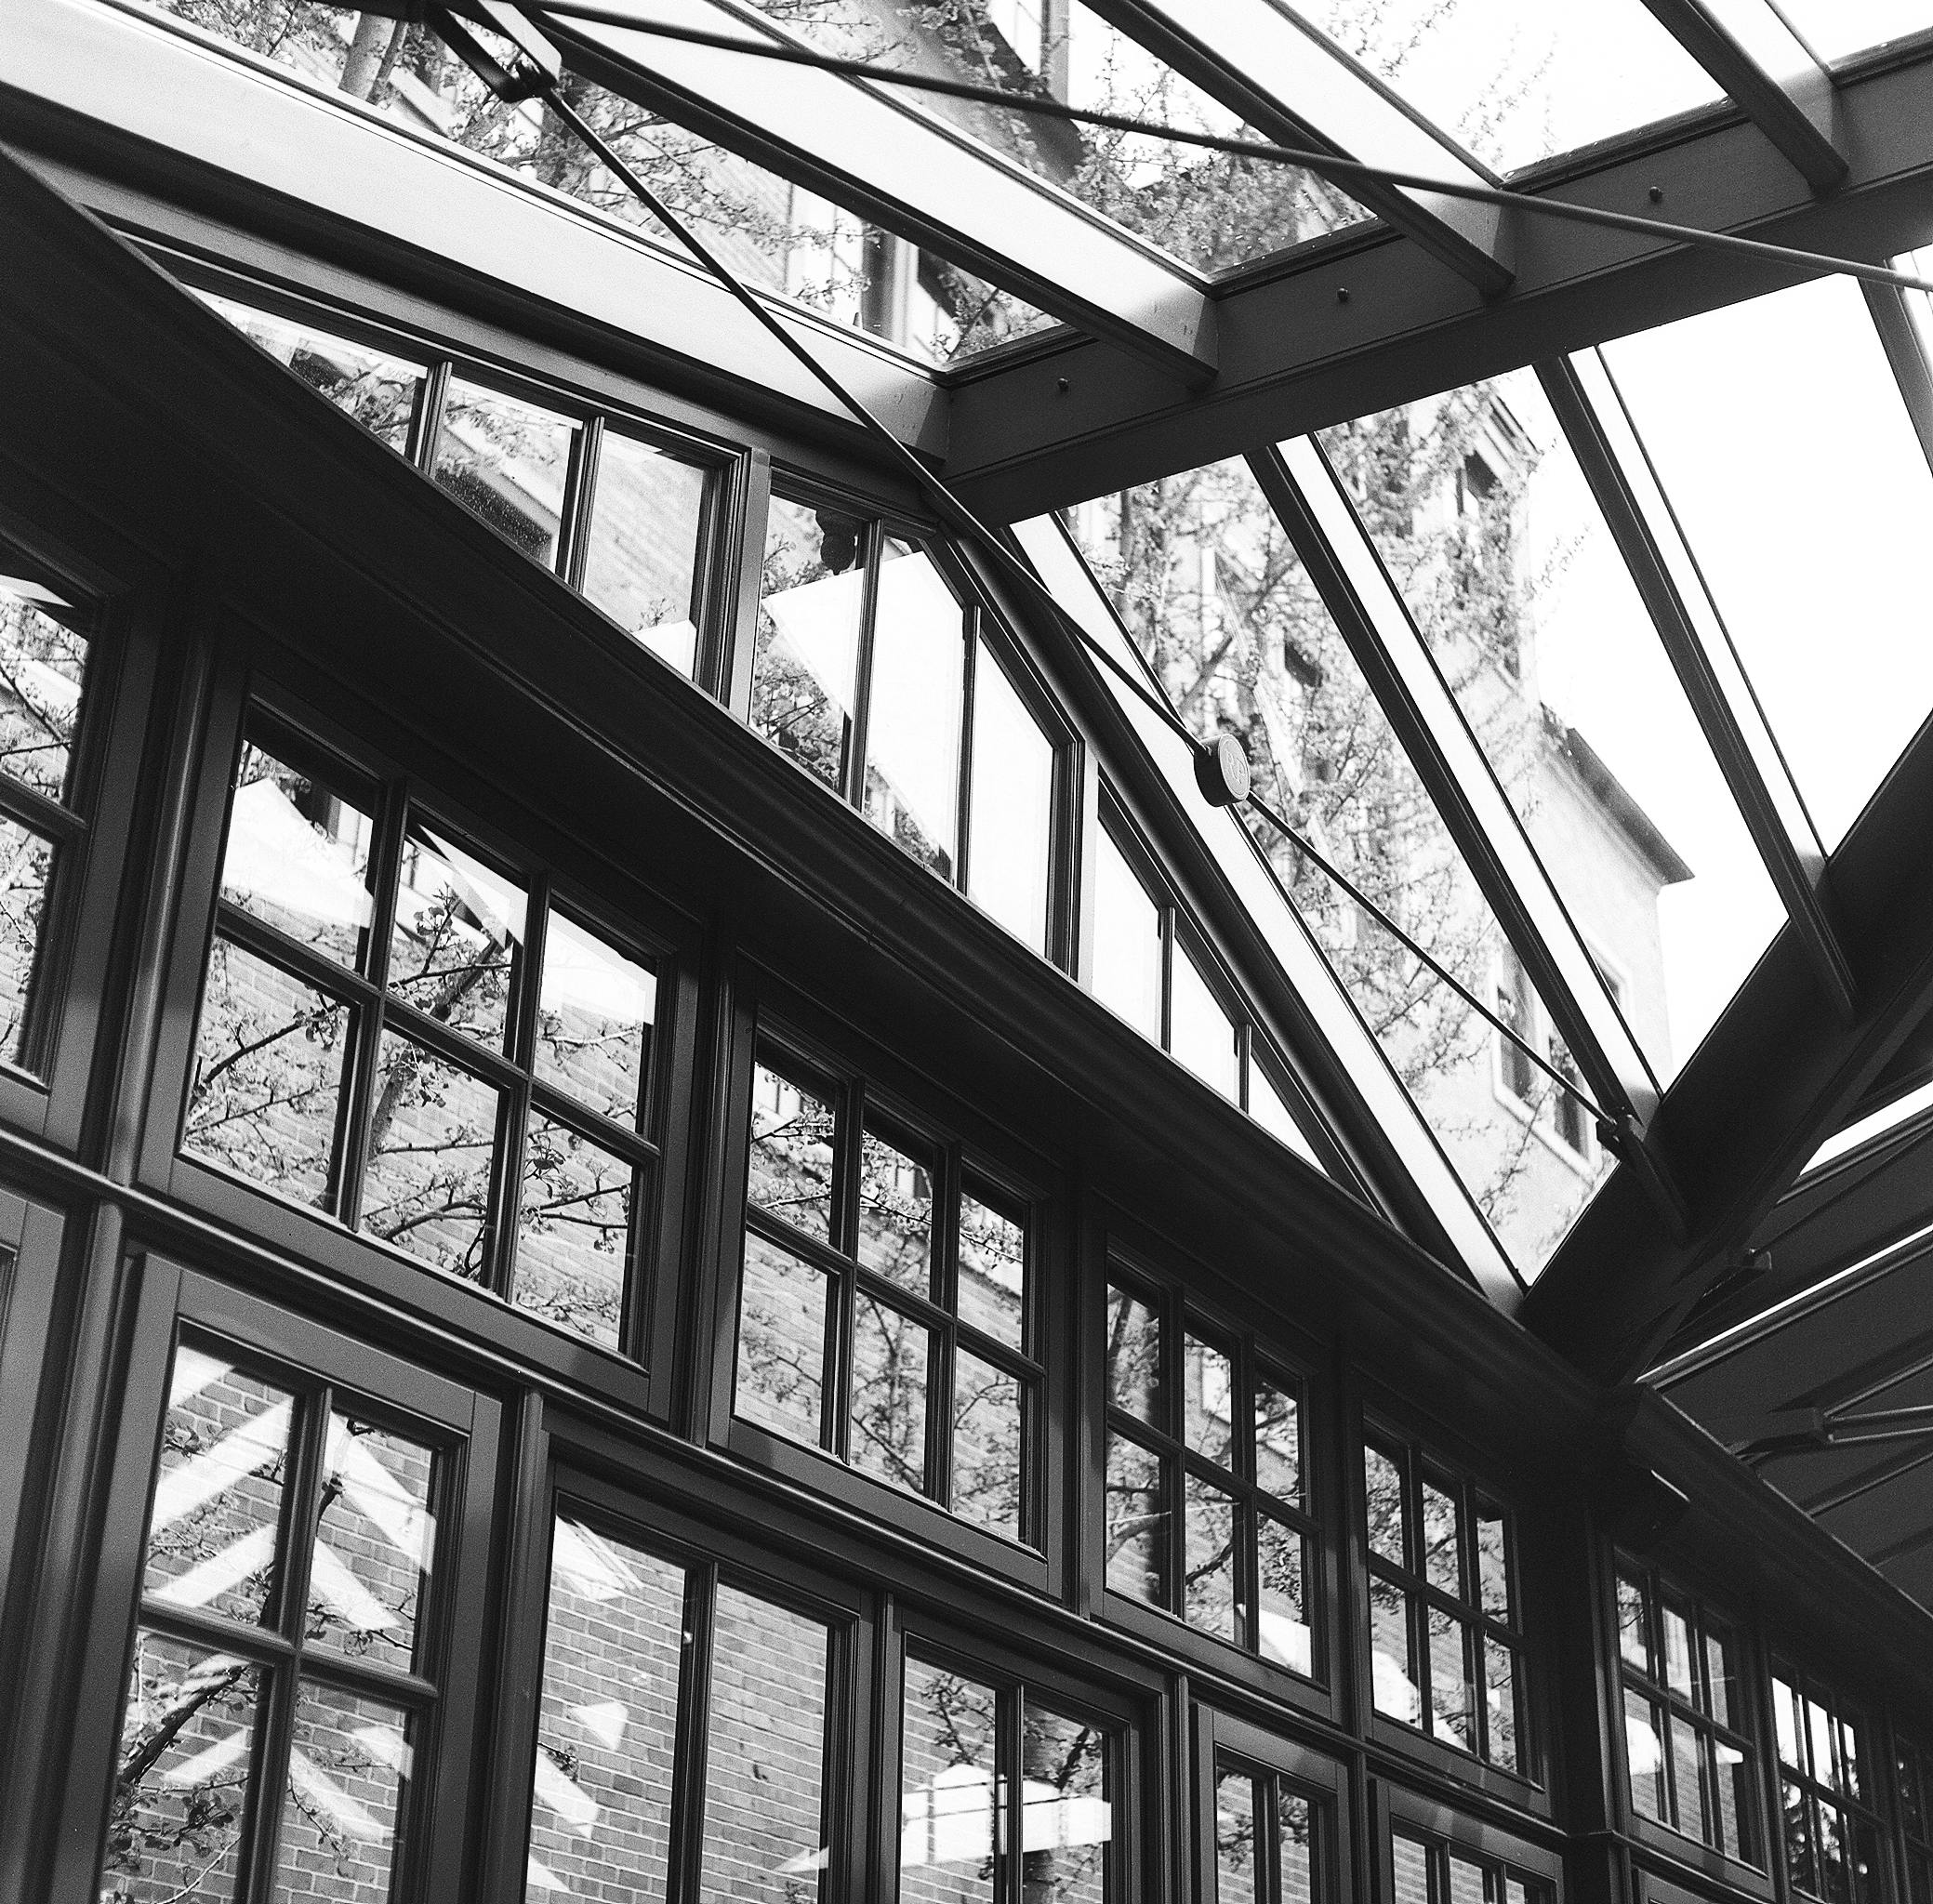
1378,1783,1565,1904
1771,1660,1888,1904
1193,1703,1351,1904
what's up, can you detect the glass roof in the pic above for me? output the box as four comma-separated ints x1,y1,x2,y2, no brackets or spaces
1776,1,1933,62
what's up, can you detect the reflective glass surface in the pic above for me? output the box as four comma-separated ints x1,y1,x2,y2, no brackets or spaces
581,430,710,674
753,496,865,790
901,1659,999,1900
735,1230,831,1443
389,819,524,1051
966,641,1055,956
515,1115,634,1347
1777,2,1933,60
311,1412,439,1673
222,741,374,968
1092,822,1161,1041
1171,941,1238,1100
0,579,88,801
534,907,655,1130
433,377,576,569
851,1293,931,1493
864,544,967,877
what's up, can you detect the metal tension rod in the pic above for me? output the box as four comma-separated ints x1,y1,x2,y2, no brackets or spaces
1740,1401,1933,1459
520,0,1933,298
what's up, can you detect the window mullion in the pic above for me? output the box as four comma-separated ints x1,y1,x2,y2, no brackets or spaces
335,775,407,1230
666,1562,719,1904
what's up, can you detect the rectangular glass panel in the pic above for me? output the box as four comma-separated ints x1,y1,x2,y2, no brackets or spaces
1247,1061,1324,1168
1485,1639,1518,1773
1105,1432,1165,1606
952,1348,1024,1545
108,1633,261,1904
1184,1334,1234,1465
1662,1603,1696,1702
0,584,87,802
1421,1482,1462,1597
1092,822,1162,1042
1670,1712,1709,1844
1279,1786,1317,1904
389,821,523,1051
864,543,965,878
1215,1770,1258,1904
0,813,55,1066
1785,1782,1818,1898
144,1349,293,1626
580,430,709,676
748,1059,836,1241
1627,1690,1668,1820
752,496,864,790
851,1294,931,1496
1447,1853,1487,1904
1773,3,1933,64
901,1659,999,1902
526,1519,685,1902
1171,942,1238,1100
1475,1503,1510,1621
1106,1283,1161,1423
966,640,1053,957
1808,1700,1838,1791
223,740,375,966
1370,1579,1420,1723
1020,1703,1108,1904
1365,1445,1408,1567
186,936,351,1210
311,1413,438,1674
359,1031,499,1281
1776,1675,1803,1768
1617,1575,1650,1673
1184,1472,1238,1643
1392,1833,1432,1904
957,1189,1026,1352
1817,1800,1849,1904
433,377,574,569
1717,1737,1760,1867
700,1587,830,1904
274,1680,412,1902
1427,1609,1476,1752
1253,1378,1300,1502
514,1114,633,1351
856,1124,933,1293
1257,1514,1311,1678
534,908,655,1130
735,1231,830,1447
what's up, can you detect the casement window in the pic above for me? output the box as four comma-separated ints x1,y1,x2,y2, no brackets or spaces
184,705,670,1358
1103,1265,1318,1680
1772,1667,1885,1904
1390,1827,1552,1904
1615,1565,1760,1864
1363,1433,1524,1772
1204,1711,1344,1904
730,1034,1041,1548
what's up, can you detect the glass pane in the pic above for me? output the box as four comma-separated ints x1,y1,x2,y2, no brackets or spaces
1365,1446,1407,1567
1216,1771,1258,1904
1257,1514,1311,1678
526,1520,684,1903
1370,1579,1420,1723
1421,1482,1462,1597
534,908,655,1130
1247,1062,1324,1168
1627,1691,1669,1820
1809,1699,1838,1792
1818,1800,1850,1904
1785,1781,1819,1898
1171,942,1238,1100
197,292,421,454
735,1231,830,1446
1091,822,1161,1041
1841,1721,1865,1802
952,1349,1025,1544
1106,1283,1161,1423
901,1659,998,1901
0,584,86,801
851,1294,931,1495
1427,1608,1476,1752
581,431,709,675
966,640,1054,956
144,1350,293,1626
752,495,864,790
700,1587,830,1904
1278,1786,1317,1904
1304,0,1719,175
359,1032,499,1280
1105,1432,1165,1605
311,1413,438,1674
275,1680,413,1902
1253,1378,1300,1502
185,936,350,1210
957,1189,1026,1352
514,1115,633,1350
1447,1854,1486,1904
1184,1334,1235,1464
1184,1471,1238,1643
1776,1674,1803,1768
389,821,523,1051
857,1124,934,1293
864,543,966,878
1393,1834,1432,1904
1475,1502,1510,1621
748,1059,837,1241
433,377,574,569
1617,1574,1650,1674
1021,1703,1109,1904
1717,1735,1760,1867
1603,278,1933,850
224,740,374,966
1486,1639,1519,1773
0,813,55,1066
1777,2,1933,60
1662,1603,1696,1702
106,1633,261,1904
1668,1712,1709,1844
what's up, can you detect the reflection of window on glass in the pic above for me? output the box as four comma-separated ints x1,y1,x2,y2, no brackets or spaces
1896,1736,1933,1904
1214,1760,1327,1904
1616,1566,1760,1862
1363,1435,1522,1770
431,376,577,569
105,1333,446,1904
1103,1269,1317,1678
751,492,1061,954
1771,1667,1885,1904
1390,1829,1549,1904
899,1651,1115,1904
185,707,662,1355
734,1038,1039,1546
578,427,713,678
524,1509,837,1901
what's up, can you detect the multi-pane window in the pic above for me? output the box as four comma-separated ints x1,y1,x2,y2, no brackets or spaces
732,1039,1039,1545
899,1649,1117,1903
105,1329,452,1902
751,494,1061,955
0,564,98,1075
1213,1760,1329,1904
1772,1668,1885,1904
1898,1736,1933,1904
1363,1435,1523,1771
1390,1830,1549,1904
1616,1567,1760,1863
184,708,664,1355
1103,1271,1317,1678
523,1507,840,1899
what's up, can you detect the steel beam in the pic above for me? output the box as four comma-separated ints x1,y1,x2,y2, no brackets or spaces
1639,0,1846,194
945,46,1933,519
540,0,1218,384
1080,0,1512,294
1541,351,1858,1021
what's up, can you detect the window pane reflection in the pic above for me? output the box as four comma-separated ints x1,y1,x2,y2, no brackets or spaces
433,377,575,569
222,743,374,967
966,642,1053,955
901,1659,999,1900
535,909,655,1130
952,1349,1024,1543
0,583,88,800
311,1413,438,1673
735,1231,830,1445
1021,1704,1109,1904
753,496,864,790
863,543,965,879
851,1294,930,1495
748,1060,837,1241
1171,942,1238,1101
389,822,523,1051
1092,824,1161,1041
514,1115,633,1349
581,431,709,676
275,1680,413,1900
957,1190,1026,1352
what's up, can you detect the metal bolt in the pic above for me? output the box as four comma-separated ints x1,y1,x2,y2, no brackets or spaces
1336,285,1351,304
1056,376,1071,393
1648,185,1664,205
